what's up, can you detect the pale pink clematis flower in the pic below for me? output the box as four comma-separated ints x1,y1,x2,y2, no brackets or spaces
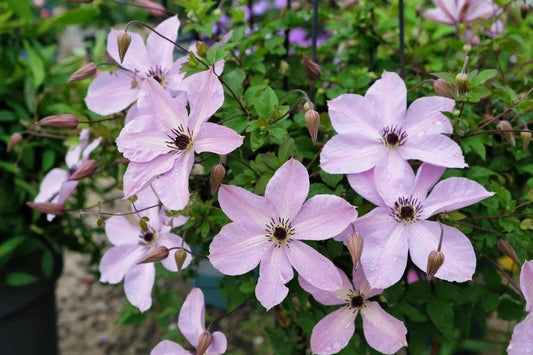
116,62,243,211
34,128,101,221
320,71,465,188
346,163,493,289
99,186,192,312
151,288,227,355
507,260,533,355
85,16,186,115
300,268,407,355
209,159,357,310
423,0,500,26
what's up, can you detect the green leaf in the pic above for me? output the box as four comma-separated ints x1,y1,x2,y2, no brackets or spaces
517,100,533,113
278,138,295,163
41,250,53,278
431,72,455,83
0,236,27,270
5,271,38,286
319,170,343,188
250,129,268,151
223,68,246,97
117,303,147,326
23,41,45,88
427,297,455,340
520,218,533,230
6,0,31,20
461,136,486,160
471,69,497,86
396,303,428,322
41,149,56,172
482,292,500,312
497,298,525,321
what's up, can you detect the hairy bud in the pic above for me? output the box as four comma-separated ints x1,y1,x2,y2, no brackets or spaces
521,3,530,19
301,54,322,81
7,132,23,152
209,164,226,195
117,32,132,64
433,79,455,100
426,250,445,281
175,249,187,272
346,232,364,270
455,73,469,96
195,332,213,355
38,114,79,129
69,160,98,180
497,120,516,147
521,131,532,150
305,110,320,142
497,239,520,266
68,62,97,82
26,202,65,216
137,246,169,264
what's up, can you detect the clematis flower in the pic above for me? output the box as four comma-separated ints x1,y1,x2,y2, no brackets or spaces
320,71,465,188
116,62,243,211
209,159,357,310
34,128,101,221
507,260,533,355
423,0,500,26
300,268,407,355
345,163,493,289
99,186,192,312
151,288,227,355
85,16,186,115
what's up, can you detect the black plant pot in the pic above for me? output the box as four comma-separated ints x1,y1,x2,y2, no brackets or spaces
0,251,63,355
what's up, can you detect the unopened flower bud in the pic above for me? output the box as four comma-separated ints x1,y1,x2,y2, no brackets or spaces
301,54,322,81
117,32,132,64
138,0,166,17
137,246,169,264
69,159,98,180
455,73,469,96
7,132,23,152
497,120,516,147
305,110,320,142
346,232,364,270
195,41,208,58
433,79,455,100
26,202,65,216
521,131,532,150
209,164,226,195
279,60,289,74
497,239,520,266
195,331,213,355
521,3,530,19
174,249,187,272
426,250,445,281
68,62,97,82
37,114,79,129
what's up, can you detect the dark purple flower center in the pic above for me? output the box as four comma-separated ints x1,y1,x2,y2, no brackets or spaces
146,66,166,86
390,197,422,224
346,290,366,311
166,126,193,153
266,217,295,246
380,125,407,148
143,232,154,243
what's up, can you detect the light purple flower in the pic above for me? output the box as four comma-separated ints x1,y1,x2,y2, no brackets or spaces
151,288,227,355
300,268,407,355
99,186,191,312
209,159,357,310
320,71,465,187
346,163,493,289
85,16,186,115
34,128,101,221
423,0,500,26
116,61,243,211
507,260,533,355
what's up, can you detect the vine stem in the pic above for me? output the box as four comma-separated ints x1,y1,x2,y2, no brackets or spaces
229,153,260,178
475,247,523,297
477,86,533,130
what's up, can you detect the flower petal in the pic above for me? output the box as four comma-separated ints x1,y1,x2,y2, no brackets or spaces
292,194,357,240
520,260,533,312
150,340,190,355
124,263,155,312
361,301,408,354
298,269,349,306
207,331,228,355
364,71,407,128
310,307,356,355
256,246,290,310
408,221,476,282
265,159,309,220
404,97,454,136
146,16,180,69
507,313,533,355
209,223,269,275
34,168,68,203
107,30,150,72
422,177,494,218
178,288,206,347
352,268,383,298
353,207,394,238
105,215,142,246
99,244,145,284
399,134,467,169
320,134,384,174
412,163,446,202
285,240,342,291
122,157,175,199
464,1,499,22
116,125,170,162
193,122,243,154
373,151,415,206
85,70,139,115
152,153,195,211
423,8,456,25
347,169,386,206
56,180,78,205
134,185,161,226
327,94,380,137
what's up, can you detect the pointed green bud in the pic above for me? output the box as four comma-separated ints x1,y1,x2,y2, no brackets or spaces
426,250,445,281
7,132,22,152
137,246,169,264
301,54,322,81
174,249,187,272
26,202,65,216
433,79,455,100
38,114,79,129
304,110,320,142
456,56,469,96
117,32,132,64
195,332,213,355
521,131,531,150
68,62,97,82
209,164,226,195
497,120,516,147
139,216,150,231
69,159,98,180
346,232,364,270
196,41,208,58
497,239,520,266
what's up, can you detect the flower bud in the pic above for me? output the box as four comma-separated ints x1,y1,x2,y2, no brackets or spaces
195,41,208,58
301,54,322,81
305,110,320,142
175,249,187,272
138,0,167,17
26,202,65,216
37,114,79,129
433,79,455,100
521,3,530,19
7,132,23,152
117,32,132,64
279,60,289,74
137,246,169,264
68,62,97,82
455,73,469,96
69,159,98,180
521,131,532,150
209,164,226,195
195,331,213,355
426,250,445,281
497,120,515,147
346,232,364,270
497,239,520,266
